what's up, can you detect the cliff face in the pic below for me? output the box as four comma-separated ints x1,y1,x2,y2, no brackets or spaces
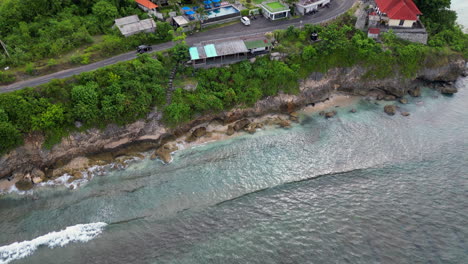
0,58,465,180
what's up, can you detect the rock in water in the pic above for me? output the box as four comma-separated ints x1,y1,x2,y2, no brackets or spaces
151,144,179,164
384,95,396,101
278,119,291,128
349,109,357,113
234,119,251,131
399,98,408,104
226,125,235,136
440,86,458,95
16,178,33,191
325,111,337,118
244,123,257,134
384,105,396,116
401,112,410,117
408,87,421,97
32,177,43,184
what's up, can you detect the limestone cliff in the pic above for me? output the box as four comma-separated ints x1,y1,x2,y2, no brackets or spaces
0,57,465,181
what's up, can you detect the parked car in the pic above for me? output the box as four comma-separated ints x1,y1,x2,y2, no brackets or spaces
241,16,251,26
137,45,152,54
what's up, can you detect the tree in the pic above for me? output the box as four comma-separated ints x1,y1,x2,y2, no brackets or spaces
92,0,119,28
302,45,317,60
0,121,23,154
0,108,8,122
164,102,191,124
172,42,189,63
71,83,100,124
31,104,66,131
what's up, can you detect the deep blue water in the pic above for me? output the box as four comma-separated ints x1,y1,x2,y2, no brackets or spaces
0,76,467,263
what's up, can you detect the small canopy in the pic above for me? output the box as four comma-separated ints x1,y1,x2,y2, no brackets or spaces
212,0,220,2
203,0,212,4
189,47,200,60
186,10,195,15
181,6,191,10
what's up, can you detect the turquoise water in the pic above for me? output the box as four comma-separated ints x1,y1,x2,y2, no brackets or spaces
206,6,239,19
0,77,467,263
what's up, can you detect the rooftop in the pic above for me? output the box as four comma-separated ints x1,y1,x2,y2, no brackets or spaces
189,35,272,60
114,15,140,27
375,0,421,20
262,1,290,13
116,17,156,36
135,0,158,9
173,16,189,26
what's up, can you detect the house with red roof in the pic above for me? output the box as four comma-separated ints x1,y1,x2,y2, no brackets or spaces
374,0,422,28
135,0,158,16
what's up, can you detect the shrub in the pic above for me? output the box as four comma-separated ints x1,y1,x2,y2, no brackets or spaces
0,71,16,84
0,121,23,154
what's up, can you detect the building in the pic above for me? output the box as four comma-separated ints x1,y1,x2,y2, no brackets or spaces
114,15,157,37
189,36,273,66
261,1,290,21
367,27,380,39
172,16,193,32
295,0,330,16
135,0,158,16
365,0,427,44
374,0,421,28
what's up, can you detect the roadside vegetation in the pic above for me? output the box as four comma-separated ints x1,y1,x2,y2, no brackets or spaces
0,1,466,154
0,0,173,84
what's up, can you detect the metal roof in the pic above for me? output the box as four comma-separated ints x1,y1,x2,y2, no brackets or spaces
189,47,200,60
215,40,248,56
204,44,218,58
114,15,140,27
117,18,156,36
173,16,189,26
135,0,158,9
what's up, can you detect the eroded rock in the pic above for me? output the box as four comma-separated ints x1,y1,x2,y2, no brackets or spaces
234,119,251,131
384,105,397,116
440,86,458,95
325,111,337,118
408,87,421,97
151,143,178,164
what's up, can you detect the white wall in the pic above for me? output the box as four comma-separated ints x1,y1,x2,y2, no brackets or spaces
389,19,416,28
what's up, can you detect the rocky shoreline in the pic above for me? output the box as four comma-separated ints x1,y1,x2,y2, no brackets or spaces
0,58,466,193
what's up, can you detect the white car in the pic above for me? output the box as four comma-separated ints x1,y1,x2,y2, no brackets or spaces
241,16,250,26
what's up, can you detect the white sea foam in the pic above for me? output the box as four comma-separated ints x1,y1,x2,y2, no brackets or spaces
0,222,107,264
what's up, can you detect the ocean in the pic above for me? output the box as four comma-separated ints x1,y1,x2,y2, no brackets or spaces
0,77,466,263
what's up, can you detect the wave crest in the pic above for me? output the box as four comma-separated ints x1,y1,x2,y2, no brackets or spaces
0,222,107,264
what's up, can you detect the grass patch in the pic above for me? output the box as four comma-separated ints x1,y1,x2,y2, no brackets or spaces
265,2,288,12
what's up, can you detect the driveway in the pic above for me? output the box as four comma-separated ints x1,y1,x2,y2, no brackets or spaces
0,0,355,93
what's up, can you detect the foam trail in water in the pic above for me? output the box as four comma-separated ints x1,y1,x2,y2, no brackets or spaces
0,222,107,264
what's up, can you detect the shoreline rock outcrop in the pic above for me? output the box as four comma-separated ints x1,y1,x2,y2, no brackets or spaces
1,57,466,187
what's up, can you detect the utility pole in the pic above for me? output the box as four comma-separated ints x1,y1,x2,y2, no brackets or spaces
0,39,10,58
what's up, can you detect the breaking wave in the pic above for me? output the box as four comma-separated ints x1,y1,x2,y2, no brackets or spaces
0,222,107,264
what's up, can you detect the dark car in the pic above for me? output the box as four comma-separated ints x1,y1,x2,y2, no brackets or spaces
137,45,152,54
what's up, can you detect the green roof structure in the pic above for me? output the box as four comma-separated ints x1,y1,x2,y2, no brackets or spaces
204,44,218,58
263,1,289,13
244,39,272,49
189,47,199,60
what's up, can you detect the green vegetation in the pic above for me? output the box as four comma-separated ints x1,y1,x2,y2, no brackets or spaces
0,3,466,154
415,0,468,57
0,0,173,80
265,2,289,12
0,53,171,153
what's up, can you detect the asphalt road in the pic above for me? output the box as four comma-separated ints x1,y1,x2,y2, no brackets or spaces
0,0,355,93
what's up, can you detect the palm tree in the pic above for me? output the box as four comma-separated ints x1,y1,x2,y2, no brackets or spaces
0,40,10,58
